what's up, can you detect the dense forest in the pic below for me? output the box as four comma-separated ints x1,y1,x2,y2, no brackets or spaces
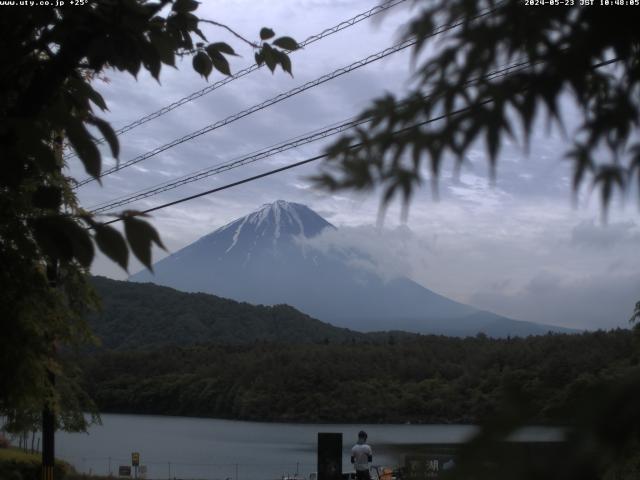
80,329,638,424
88,276,369,348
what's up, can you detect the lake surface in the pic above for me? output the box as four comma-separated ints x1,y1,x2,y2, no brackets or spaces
56,414,562,480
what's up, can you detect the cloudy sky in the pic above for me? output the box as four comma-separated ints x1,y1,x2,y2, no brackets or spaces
72,0,640,331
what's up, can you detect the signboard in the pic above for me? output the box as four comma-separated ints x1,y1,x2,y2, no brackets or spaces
132,452,140,467
405,455,455,480
118,465,131,477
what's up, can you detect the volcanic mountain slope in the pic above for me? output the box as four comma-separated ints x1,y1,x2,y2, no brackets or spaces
130,200,573,337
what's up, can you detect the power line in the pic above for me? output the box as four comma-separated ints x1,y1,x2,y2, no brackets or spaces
64,0,408,160
75,37,418,188
86,117,359,211
75,7,496,189
91,45,620,225
101,155,328,226
88,117,368,213
89,59,533,214
99,101,494,227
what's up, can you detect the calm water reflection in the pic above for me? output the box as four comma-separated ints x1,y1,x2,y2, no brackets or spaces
56,414,561,480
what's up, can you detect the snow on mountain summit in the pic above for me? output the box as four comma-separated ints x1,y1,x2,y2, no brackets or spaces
209,200,334,253
153,200,333,267
244,200,332,238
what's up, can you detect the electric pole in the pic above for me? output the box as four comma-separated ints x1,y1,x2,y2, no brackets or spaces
42,131,63,480
42,262,57,480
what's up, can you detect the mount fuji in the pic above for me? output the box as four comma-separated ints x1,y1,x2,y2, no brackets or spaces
129,200,572,337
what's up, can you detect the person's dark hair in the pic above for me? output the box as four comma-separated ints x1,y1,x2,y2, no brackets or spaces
358,430,367,439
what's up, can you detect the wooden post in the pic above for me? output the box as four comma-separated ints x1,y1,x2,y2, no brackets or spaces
42,261,57,480
41,373,55,480
42,131,63,480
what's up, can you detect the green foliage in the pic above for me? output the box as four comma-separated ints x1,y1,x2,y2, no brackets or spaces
0,448,72,480
0,0,297,432
192,50,214,79
0,447,114,480
447,367,640,480
79,328,636,425
252,28,297,75
87,276,367,349
93,225,129,271
260,27,276,41
0,257,99,432
273,37,301,52
316,1,640,217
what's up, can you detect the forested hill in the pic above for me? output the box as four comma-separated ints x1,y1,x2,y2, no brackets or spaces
80,329,637,424
88,276,369,349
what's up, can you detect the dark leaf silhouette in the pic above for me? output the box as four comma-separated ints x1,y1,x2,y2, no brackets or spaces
260,27,275,40
94,224,129,271
273,36,300,51
318,0,640,215
122,213,166,271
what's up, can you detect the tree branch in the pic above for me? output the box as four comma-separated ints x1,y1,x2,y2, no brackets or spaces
199,19,260,49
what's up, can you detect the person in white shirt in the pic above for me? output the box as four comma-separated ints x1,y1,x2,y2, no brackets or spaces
351,430,373,480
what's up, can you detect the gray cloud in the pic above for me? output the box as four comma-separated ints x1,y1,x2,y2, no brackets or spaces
79,1,640,332
471,271,640,330
301,224,433,282
571,220,640,249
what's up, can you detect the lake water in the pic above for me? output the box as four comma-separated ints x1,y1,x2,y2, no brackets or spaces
55,414,562,480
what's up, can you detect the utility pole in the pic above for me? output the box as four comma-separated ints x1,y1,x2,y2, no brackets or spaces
42,131,63,480
42,262,57,480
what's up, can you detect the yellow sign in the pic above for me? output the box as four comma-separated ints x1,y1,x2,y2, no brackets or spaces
132,452,140,467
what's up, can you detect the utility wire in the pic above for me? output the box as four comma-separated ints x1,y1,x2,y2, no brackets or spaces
92,45,620,223
88,117,367,213
100,153,328,225
75,6,499,189
100,100,498,227
64,0,408,161
86,117,359,211
75,37,418,188
89,59,533,214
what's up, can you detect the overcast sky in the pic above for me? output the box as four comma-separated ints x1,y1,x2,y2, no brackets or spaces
73,0,640,331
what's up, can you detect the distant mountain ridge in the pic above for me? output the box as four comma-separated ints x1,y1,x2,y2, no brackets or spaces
89,276,368,349
130,200,574,337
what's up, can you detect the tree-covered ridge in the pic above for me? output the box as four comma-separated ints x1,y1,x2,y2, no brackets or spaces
80,329,636,424
89,276,368,349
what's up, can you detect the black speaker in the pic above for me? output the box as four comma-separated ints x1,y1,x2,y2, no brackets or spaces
318,432,343,480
